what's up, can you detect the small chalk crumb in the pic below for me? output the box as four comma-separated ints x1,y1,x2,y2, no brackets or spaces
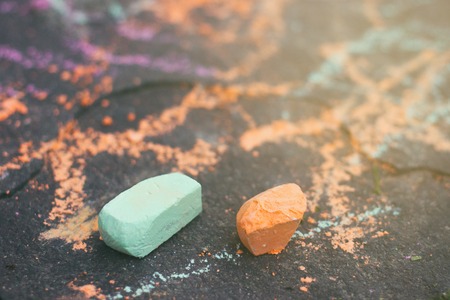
64,102,73,110
198,248,211,257
48,64,58,73
101,99,110,107
268,249,282,255
61,71,71,81
123,286,131,293
300,277,315,284
319,212,329,219
102,116,113,126
307,217,317,224
127,112,136,122
57,95,67,104
299,277,316,293
298,266,306,271
35,91,48,101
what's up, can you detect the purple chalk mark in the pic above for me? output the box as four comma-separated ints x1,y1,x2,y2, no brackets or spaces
67,39,216,77
195,66,215,77
0,83,49,99
65,39,99,59
27,47,53,69
109,54,151,66
0,1,17,13
0,46,23,60
0,44,80,71
30,0,50,11
0,45,29,66
117,23,157,42
0,85,19,97
116,23,176,44
0,0,50,15
63,61,77,70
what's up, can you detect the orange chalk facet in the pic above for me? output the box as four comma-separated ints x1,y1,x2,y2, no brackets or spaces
236,183,307,256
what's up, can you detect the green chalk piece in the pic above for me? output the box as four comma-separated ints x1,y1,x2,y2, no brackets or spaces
98,173,202,258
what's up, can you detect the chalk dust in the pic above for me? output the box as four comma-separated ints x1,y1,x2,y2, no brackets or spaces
0,96,28,121
126,0,288,80
68,282,106,300
102,116,113,126
238,107,374,254
35,82,294,248
300,277,316,284
299,276,316,293
240,112,338,152
331,226,365,253
334,49,450,158
5,83,288,249
371,230,389,238
299,286,308,292
41,206,97,251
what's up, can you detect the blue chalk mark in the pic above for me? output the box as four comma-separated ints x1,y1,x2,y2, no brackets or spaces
292,21,450,101
307,53,345,87
318,220,335,229
373,143,388,158
294,205,400,239
380,0,433,18
109,2,125,20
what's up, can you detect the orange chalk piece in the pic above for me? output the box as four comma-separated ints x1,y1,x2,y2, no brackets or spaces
236,183,307,256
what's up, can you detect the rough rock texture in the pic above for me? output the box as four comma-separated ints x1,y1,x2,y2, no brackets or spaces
236,184,307,256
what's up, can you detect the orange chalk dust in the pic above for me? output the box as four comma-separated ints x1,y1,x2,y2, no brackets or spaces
68,282,105,300
102,116,113,126
101,99,110,107
57,94,67,105
236,183,307,256
48,64,58,73
60,71,71,81
34,91,48,101
0,97,28,121
127,112,136,122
